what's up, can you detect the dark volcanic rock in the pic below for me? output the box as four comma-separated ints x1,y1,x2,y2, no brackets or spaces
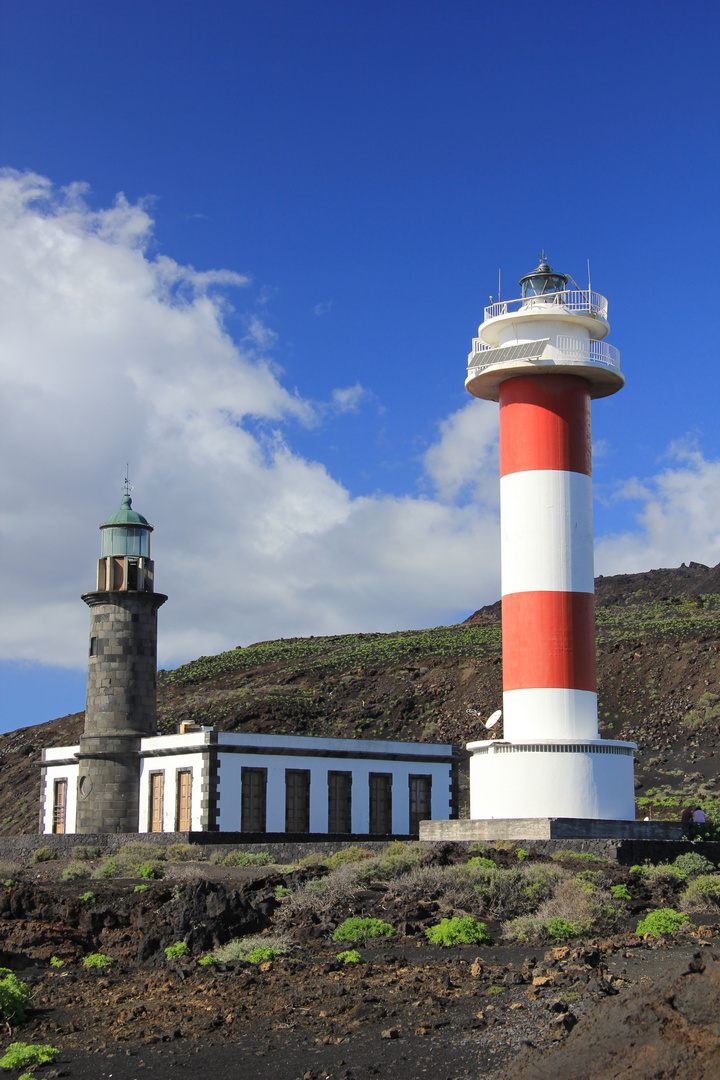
505,951,720,1080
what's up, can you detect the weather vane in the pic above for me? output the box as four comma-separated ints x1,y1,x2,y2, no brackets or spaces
123,464,133,497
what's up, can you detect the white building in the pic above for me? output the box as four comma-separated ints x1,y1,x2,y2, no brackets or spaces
41,729,457,836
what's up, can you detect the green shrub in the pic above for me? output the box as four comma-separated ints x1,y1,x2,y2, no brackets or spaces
516,849,530,861
80,890,95,903
337,949,362,964
165,844,199,862
49,957,64,969
425,916,493,947
62,862,91,882
245,945,282,964
680,874,720,911
274,885,292,898
0,969,31,1023
504,876,620,942
3,880,13,887
134,884,149,893
640,863,685,887
545,917,582,940
352,842,424,883
208,935,289,963
82,953,114,970
611,884,631,901
72,845,100,860
221,852,274,868
333,917,395,947
293,852,328,869
89,843,167,880
31,845,57,864
92,856,121,879
673,852,716,877
466,856,497,871
198,955,220,966
551,850,603,862
165,942,189,961
636,908,690,936
117,842,167,863
326,846,373,869
0,1043,58,1069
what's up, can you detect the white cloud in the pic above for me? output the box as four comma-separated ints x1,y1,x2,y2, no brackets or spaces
0,171,501,673
313,300,332,316
331,383,366,413
595,444,720,574
423,399,499,505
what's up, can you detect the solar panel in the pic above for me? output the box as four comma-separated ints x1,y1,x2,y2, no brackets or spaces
467,338,549,369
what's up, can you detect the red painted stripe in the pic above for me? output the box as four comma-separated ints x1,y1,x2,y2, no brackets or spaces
499,374,592,477
502,591,596,691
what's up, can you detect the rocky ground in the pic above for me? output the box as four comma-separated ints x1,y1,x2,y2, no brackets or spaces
1,845,720,1078
5,561,720,835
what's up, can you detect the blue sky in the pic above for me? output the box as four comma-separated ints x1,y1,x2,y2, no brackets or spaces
1,0,719,733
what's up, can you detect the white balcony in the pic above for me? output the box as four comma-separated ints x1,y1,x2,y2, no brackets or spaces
467,336,620,373
483,289,608,324
465,335,623,402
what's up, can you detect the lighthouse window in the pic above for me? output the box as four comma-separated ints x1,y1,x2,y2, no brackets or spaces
101,527,150,559
89,637,98,656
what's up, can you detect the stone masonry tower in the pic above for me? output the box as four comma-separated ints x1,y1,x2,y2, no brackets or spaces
76,493,167,833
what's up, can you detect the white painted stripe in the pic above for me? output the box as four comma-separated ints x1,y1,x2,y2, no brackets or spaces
502,687,599,742
469,749,636,820
500,469,594,596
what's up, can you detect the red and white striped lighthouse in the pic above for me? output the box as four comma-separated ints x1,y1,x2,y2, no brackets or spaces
465,257,636,821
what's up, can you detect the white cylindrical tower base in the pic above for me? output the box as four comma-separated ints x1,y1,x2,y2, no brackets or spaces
468,740,636,821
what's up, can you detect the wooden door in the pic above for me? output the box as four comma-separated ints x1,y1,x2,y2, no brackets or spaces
176,770,192,832
241,768,267,832
285,770,310,832
328,771,352,833
369,773,392,835
53,779,67,835
149,772,164,833
409,775,432,835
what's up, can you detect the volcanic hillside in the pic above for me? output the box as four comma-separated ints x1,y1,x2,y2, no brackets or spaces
4,561,720,835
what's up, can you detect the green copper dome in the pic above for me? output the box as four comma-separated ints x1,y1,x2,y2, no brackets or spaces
100,495,153,558
102,495,151,528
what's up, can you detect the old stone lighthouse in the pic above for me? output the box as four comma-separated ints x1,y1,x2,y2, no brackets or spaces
41,495,456,837
75,494,167,833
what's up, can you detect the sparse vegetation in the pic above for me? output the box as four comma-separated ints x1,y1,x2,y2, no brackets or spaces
83,953,114,970
165,942,189,961
31,845,57,864
0,969,31,1023
672,852,716,877
636,909,691,936
679,875,720,911
165,844,201,862
333,917,395,947
0,1043,59,1069
62,862,91,882
205,935,290,964
425,916,493,947
219,851,274,868
337,949,362,963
